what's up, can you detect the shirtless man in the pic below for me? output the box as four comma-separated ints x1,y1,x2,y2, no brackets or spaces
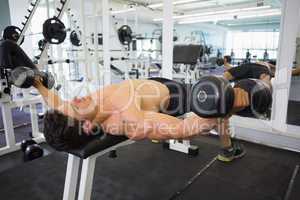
0,40,271,162
217,62,273,161
33,73,266,163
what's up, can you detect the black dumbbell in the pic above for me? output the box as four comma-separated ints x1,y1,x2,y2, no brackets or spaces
10,66,55,89
216,58,224,66
20,139,44,162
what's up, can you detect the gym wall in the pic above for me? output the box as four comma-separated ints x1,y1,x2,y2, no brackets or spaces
0,0,11,33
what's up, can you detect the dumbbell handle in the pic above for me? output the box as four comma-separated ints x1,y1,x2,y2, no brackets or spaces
33,70,55,89
10,67,55,89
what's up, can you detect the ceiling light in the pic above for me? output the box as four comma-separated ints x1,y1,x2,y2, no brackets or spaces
148,0,214,9
238,11,281,19
178,10,281,24
227,21,280,26
153,5,271,21
111,8,136,15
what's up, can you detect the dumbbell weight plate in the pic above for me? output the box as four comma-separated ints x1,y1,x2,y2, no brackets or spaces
216,58,224,66
70,30,82,46
24,144,44,162
191,76,234,118
43,17,66,44
21,139,37,152
10,67,35,88
3,26,24,45
118,25,133,45
38,39,46,50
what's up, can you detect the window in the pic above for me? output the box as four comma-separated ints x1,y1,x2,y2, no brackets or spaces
226,31,279,60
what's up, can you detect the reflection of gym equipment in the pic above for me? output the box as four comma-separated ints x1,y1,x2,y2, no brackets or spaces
2,26,25,45
37,0,70,68
42,17,67,44
173,45,203,65
0,38,48,156
217,49,222,58
2,0,41,45
165,44,202,156
67,8,82,47
245,49,251,63
263,49,269,61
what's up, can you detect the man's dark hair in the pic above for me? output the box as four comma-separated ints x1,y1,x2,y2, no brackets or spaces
267,59,276,66
43,110,93,151
224,55,232,64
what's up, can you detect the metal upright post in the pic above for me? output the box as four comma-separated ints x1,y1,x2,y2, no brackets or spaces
103,0,111,85
162,0,174,80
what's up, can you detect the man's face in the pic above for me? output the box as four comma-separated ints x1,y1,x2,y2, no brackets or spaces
71,96,93,109
224,57,228,64
70,96,98,120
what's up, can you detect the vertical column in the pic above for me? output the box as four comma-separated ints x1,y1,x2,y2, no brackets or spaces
162,0,174,79
93,0,100,84
2,104,16,148
77,157,97,200
29,104,40,138
80,0,90,80
272,0,300,131
63,154,80,200
102,0,111,85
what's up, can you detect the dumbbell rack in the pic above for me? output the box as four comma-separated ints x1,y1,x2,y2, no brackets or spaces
17,0,41,45
65,8,82,80
37,0,70,69
66,8,82,46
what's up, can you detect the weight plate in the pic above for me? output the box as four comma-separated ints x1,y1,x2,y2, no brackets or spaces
3,26,24,45
43,17,66,44
118,25,133,45
70,30,82,46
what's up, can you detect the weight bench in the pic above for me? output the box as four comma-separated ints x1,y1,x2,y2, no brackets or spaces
62,134,133,200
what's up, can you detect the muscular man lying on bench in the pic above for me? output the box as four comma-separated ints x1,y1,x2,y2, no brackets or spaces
0,40,272,162
32,75,271,162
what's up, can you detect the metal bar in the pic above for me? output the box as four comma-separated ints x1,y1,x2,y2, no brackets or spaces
1,103,16,148
80,0,90,80
77,157,96,200
37,0,70,69
63,154,81,200
103,0,111,85
271,0,300,132
29,104,40,138
162,0,174,79
17,0,42,45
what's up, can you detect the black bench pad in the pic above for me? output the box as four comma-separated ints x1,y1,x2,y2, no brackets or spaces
66,134,128,159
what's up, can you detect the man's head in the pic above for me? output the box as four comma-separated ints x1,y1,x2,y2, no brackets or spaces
69,96,98,121
256,61,274,81
232,79,272,117
43,109,95,151
224,55,232,64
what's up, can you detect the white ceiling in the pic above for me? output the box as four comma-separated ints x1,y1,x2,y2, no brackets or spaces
110,0,282,29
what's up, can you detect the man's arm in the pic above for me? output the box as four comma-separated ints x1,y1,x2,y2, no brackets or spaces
121,110,217,140
34,79,87,120
292,66,300,76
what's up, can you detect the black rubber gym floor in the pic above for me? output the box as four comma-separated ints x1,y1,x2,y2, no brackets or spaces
0,136,299,200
